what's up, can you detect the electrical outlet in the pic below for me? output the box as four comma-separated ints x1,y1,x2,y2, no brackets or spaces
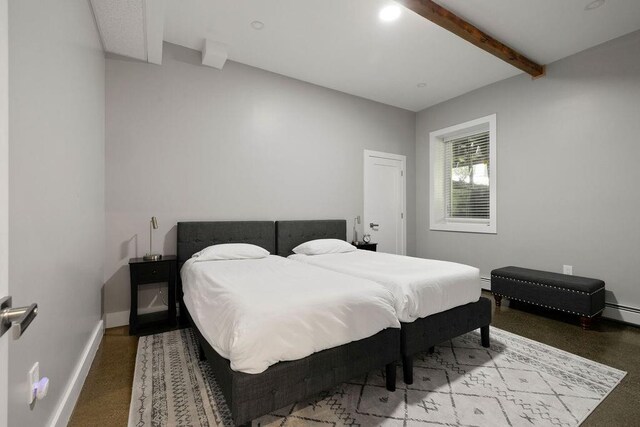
28,362,39,404
563,265,573,275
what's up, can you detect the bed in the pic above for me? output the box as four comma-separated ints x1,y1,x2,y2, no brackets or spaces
275,219,492,384
177,221,401,426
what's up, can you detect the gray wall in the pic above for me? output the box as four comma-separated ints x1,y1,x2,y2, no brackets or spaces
105,43,416,316
416,31,640,311
8,0,105,425
0,0,7,423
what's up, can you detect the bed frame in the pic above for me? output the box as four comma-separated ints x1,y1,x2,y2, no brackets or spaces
177,221,400,425
275,219,492,384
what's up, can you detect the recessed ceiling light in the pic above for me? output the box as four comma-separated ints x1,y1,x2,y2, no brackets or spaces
417,83,427,88
585,0,605,11
379,5,401,22
251,20,265,30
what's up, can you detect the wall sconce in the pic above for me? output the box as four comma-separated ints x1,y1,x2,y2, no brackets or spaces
143,216,162,261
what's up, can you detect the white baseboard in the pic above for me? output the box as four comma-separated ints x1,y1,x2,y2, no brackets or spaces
48,319,104,427
105,310,129,329
105,306,169,329
603,303,640,326
480,276,491,291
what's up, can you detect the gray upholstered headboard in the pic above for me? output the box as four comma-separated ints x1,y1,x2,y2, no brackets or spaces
176,221,276,323
177,221,276,265
275,220,346,256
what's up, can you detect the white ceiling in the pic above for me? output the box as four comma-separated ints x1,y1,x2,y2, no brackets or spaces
438,0,640,65
95,0,640,112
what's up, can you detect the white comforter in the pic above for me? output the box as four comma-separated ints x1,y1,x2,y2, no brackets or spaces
289,250,481,323
181,255,399,374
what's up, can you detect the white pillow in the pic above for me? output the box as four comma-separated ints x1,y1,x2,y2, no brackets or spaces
292,239,356,256
192,243,270,261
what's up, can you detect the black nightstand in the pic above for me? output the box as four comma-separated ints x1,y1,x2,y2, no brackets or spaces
353,242,377,252
129,256,177,335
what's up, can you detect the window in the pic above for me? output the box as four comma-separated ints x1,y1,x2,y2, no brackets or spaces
429,114,496,233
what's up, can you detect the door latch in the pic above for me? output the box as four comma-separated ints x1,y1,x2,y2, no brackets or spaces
369,223,380,230
0,296,38,339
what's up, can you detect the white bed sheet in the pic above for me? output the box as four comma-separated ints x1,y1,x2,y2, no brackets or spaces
289,250,481,322
181,255,399,374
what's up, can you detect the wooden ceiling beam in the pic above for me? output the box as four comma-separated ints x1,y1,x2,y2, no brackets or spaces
397,0,545,78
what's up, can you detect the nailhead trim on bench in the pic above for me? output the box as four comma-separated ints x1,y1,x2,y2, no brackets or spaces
491,274,605,296
491,292,605,318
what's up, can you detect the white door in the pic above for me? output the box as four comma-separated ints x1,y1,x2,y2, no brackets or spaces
364,150,406,255
0,0,9,425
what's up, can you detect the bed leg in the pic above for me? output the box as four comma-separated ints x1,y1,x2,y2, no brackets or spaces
198,343,206,361
402,355,413,385
481,325,490,348
385,363,396,391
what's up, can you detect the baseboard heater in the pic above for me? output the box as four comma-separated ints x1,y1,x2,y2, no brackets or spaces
606,302,640,314
603,302,640,326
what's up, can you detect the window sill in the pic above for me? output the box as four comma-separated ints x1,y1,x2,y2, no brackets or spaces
430,221,496,234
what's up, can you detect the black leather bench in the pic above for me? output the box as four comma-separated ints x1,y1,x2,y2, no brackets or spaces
491,266,605,329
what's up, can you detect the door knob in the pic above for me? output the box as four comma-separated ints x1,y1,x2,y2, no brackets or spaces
0,296,38,339
370,223,380,230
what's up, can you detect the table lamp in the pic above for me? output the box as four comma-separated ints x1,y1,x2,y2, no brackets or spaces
352,216,361,244
143,216,162,261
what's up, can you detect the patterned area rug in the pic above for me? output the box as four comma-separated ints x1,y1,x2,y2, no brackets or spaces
128,328,625,426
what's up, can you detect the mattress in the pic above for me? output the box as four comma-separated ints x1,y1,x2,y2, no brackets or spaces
289,250,481,322
181,255,400,374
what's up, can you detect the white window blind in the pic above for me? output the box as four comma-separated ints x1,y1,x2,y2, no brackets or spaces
444,130,490,220
429,113,496,234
